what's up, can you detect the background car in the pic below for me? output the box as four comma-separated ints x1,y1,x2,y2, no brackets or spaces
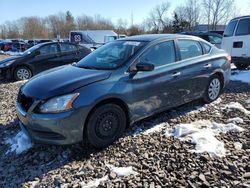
0,42,91,80
16,34,231,148
222,15,250,70
181,31,223,48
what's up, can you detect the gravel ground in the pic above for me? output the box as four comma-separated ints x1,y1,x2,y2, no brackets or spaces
0,76,250,187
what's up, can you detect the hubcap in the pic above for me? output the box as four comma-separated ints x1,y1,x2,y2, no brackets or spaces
208,78,221,100
96,112,119,138
17,68,30,80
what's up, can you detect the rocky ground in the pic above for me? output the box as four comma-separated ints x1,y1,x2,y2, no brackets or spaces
0,77,250,187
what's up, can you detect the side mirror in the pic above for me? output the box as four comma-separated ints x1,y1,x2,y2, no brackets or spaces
34,50,41,56
136,62,155,72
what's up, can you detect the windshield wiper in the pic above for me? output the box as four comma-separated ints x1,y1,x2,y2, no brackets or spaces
79,65,99,70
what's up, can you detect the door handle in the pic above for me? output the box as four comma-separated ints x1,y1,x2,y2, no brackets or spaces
172,72,181,77
204,63,212,68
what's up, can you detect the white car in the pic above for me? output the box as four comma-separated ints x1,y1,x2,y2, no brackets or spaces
221,15,250,70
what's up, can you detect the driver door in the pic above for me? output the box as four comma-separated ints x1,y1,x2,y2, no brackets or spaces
126,40,182,119
32,43,60,73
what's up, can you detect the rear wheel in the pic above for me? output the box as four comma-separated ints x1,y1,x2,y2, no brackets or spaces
85,104,126,148
234,63,249,70
203,75,222,103
14,66,32,81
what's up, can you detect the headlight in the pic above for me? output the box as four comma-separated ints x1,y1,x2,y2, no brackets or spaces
39,93,79,113
0,60,15,68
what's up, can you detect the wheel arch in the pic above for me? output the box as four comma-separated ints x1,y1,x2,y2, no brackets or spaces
213,71,225,89
12,64,33,79
84,97,130,132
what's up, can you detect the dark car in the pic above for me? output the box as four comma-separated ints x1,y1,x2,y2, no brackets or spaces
16,34,231,148
181,32,223,48
0,42,91,80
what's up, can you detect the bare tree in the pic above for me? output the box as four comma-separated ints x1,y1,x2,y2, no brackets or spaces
174,0,200,31
21,17,49,39
146,2,171,33
116,18,128,35
202,0,235,30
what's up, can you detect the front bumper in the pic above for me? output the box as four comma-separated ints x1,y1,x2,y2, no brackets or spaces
16,102,87,145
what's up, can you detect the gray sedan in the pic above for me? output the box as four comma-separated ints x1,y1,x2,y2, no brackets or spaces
16,34,231,148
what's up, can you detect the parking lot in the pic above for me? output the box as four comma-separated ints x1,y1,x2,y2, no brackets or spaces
0,55,249,187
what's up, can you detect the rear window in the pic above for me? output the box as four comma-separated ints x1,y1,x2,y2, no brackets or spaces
224,20,237,37
178,40,203,60
235,18,250,36
202,42,212,54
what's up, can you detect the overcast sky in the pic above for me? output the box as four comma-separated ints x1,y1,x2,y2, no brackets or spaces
0,0,249,25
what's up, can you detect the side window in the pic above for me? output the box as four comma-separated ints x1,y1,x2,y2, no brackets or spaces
208,35,222,44
39,44,59,55
235,18,250,36
60,44,77,52
140,41,176,67
224,20,237,37
178,40,203,60
202,42,212,54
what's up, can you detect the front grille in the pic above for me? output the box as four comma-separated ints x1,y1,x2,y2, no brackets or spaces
17,91,34,112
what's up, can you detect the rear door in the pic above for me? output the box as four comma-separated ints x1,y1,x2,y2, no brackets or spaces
58,43,80,66
175,39,210,103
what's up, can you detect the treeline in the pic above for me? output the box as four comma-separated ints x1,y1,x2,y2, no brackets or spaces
0,0,238,39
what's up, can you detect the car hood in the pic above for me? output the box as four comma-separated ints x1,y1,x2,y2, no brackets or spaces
0,55,22,64
21,65,112,100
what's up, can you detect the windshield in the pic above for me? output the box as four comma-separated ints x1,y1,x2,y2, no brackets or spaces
22,43,43,55
76,40,146,70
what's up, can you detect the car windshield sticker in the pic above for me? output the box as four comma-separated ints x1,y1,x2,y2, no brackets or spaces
124,41,141,46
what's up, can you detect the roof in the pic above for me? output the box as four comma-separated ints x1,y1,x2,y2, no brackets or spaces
231,15,250,21
181,31,222,37
119,34,197,42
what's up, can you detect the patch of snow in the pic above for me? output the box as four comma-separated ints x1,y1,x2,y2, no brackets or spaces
231,64,237,70
231,70,250,84
190,130,226,157
227,117,244,124
4,131,32,154
4,51,23,56
107,165,138,177
81,176,108,188
186,98,222,115
187,106,207,115
166,120,244,157
234,142,243,150
27,180,39,188
223,102,250,116
132,127,143,136
142,122,168,135
246,99,250,104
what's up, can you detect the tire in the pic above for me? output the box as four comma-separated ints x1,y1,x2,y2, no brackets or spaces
14,66,32,81
85,104,126,148
203,75,222,103
234,63,249,70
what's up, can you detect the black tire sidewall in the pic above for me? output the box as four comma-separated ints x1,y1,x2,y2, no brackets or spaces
14,66,32,81
86,104,126,148
203,75,222,103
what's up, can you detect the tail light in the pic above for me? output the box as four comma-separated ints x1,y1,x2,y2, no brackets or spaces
226,54,232,64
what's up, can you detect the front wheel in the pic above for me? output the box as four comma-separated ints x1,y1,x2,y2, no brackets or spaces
14,66,32,81
85,104,126,148
203,75,222,103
